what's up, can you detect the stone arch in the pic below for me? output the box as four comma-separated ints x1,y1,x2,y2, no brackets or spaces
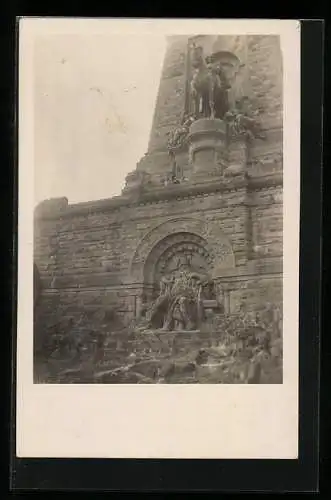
144,231,212,286
129,217,235,284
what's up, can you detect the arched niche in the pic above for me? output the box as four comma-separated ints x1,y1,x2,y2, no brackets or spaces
144,231,212,287
208,50,242,87
211,35,246,100
129,217,236,285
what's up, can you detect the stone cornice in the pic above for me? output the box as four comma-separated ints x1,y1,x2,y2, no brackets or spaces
35,172,283,221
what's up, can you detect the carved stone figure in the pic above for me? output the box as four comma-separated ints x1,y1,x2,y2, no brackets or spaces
224,97,266,140
163,294,197,331
205,56,231,119
190,45,231,120
165,157,181,185
166,114,196,184
167,114,195,151
141,265,207,332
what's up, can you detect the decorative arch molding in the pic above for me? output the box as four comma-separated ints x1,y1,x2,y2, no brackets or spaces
144,232,211,286
128,217,236,283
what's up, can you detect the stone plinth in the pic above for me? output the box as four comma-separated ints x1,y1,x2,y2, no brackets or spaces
224,137,248,177
188,118,227,177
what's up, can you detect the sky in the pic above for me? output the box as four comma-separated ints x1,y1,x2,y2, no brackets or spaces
33,34,166,205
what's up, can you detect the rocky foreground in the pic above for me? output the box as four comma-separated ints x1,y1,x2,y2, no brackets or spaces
34,308,283,384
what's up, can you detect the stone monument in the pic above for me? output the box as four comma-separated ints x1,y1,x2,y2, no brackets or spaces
34,35,283,369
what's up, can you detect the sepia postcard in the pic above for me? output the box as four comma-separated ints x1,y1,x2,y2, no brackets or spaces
16,18,300,459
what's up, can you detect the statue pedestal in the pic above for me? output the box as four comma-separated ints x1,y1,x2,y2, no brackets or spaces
188,119,227,178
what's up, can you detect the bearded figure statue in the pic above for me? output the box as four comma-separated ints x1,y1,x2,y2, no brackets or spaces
143,264,207,332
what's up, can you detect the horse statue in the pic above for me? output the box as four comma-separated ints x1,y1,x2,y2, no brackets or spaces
190,44,230,120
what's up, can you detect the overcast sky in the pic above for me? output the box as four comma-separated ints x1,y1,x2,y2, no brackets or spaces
34,34,166,205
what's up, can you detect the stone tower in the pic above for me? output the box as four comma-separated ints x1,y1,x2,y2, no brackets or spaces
34,34,283,362
132,35,282,185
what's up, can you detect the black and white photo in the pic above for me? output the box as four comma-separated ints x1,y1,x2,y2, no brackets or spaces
33,32,284,385
17,19,300,460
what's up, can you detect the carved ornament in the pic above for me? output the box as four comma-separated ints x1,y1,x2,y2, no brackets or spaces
224,97,266,141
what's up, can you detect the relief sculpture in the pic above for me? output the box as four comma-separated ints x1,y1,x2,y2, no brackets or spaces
140,263,210,332
224,97,266,140
166,113,196,183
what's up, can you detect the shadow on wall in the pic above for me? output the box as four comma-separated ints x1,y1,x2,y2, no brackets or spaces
34,263,42,311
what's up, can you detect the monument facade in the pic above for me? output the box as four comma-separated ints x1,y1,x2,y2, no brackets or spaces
34,35,283,383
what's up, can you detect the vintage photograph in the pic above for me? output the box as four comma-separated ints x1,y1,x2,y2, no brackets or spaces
33,32,284,385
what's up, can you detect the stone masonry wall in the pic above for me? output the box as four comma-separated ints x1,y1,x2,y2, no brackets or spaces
247,35,283,133
34,181,282,331
34,34,283,351
147,36,188,153
35,184,282,284
228,276,282,315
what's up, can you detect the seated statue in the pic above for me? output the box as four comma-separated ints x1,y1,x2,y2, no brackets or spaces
141,268,207,332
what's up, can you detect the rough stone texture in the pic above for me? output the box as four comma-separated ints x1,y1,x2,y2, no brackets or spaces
35,308,282,384
34,35,283,383
147,36,188,154
35,189,282,289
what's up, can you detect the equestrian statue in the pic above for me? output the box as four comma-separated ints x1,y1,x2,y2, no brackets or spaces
190,44,231,120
